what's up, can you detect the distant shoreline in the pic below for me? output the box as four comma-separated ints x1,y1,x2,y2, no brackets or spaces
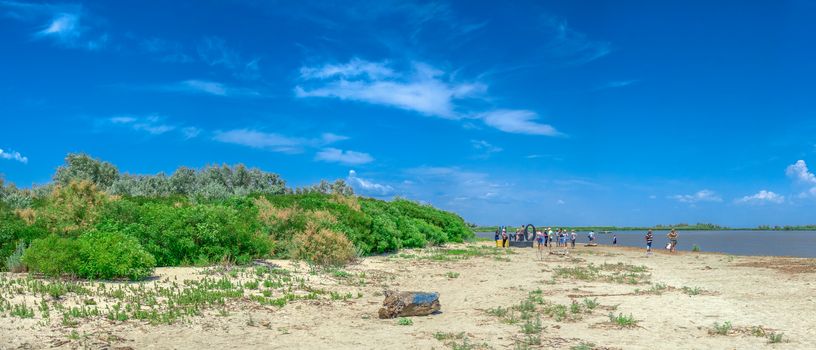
471,226,816,232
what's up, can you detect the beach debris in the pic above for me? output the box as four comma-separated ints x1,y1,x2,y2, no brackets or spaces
585,243,598,247
378,290,440,319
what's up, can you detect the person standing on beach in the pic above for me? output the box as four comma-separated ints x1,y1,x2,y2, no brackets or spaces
570,230,577,248
612,234,618,245
547,228,554,249
667,229,678,253
501,228,508,248
645,230,654,255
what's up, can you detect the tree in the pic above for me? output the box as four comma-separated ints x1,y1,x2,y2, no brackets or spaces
54,153,119,190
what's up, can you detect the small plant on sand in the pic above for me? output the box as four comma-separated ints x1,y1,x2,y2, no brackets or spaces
571,343,595,350
11,303,35,318
582,298,598,310
681,286,703,296
647,283,668,294
751,326,768,337
397,317,413,326
570,301,582,314
608,313,638,327
692,244,701,252
486,306,509,318
712,321,732,335
767,332,785,343
445,271,461,279
520,315,542,334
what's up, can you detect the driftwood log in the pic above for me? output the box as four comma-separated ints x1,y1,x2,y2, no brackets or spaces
378,290,440,319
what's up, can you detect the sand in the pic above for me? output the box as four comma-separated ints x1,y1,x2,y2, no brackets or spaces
2,242,815,349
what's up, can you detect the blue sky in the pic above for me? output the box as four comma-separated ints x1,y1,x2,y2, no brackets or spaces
2,0,816,227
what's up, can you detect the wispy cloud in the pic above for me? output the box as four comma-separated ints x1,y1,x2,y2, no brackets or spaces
140,37,194,63
594,79,638,91
295,58,564,136
197,36,261,80
213,129,309,154
109,115,176,135
315,148,374,165
0,148,28,164
669,189,723,203
480,110,562,136
735,190,785,205
471,139,502,158
300,57,395,80
405,166,508,202
296,59,485,119
212,129,348,154
539,14,611,66
160,80,260,97
1,1,107,50
347,170,393,196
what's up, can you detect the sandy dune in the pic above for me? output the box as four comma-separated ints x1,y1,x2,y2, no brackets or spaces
2,242,815,349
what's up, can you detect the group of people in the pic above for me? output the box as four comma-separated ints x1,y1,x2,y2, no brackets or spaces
494,226,682,255
645,228,679,255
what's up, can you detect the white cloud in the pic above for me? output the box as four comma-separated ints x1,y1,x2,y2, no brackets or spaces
37,12,79,39
320,133,350,144
109,115,175,135
181,127,202,139
213,129,346,154
296,60,485,119
213,129,308,154
0,1,107,50
736,190,785,205
300,58,395,80
0,148,28,164
152,80,260,97
347,170,394,196
786,160,816,184
669,189,722,203
786,160,816,198
480,110,561,136
315,148,374,165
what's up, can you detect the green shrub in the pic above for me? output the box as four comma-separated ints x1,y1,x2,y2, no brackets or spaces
292,222,356,267
23,231,155,280
76,231,156,280
37,180,109,236
97,200,273,266
23,235,82,277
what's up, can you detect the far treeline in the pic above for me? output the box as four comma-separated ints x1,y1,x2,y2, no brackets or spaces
0,153,473,280
471,222,816,232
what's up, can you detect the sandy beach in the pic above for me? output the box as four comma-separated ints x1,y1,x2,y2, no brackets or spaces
2,242,815,350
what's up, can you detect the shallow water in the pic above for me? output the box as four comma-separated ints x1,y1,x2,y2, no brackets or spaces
476,230,816,258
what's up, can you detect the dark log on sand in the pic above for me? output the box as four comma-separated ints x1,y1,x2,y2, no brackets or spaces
378,290,440,319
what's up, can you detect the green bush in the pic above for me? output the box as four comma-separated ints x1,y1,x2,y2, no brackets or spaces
23,235,82,277
76,231,156,280
23,232,155,280
0,205,48,264
97,199,273,266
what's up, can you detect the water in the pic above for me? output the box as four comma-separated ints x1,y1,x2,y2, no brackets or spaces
476,230,816,258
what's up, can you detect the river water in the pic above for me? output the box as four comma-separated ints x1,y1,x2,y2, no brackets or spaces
475,230,816,258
